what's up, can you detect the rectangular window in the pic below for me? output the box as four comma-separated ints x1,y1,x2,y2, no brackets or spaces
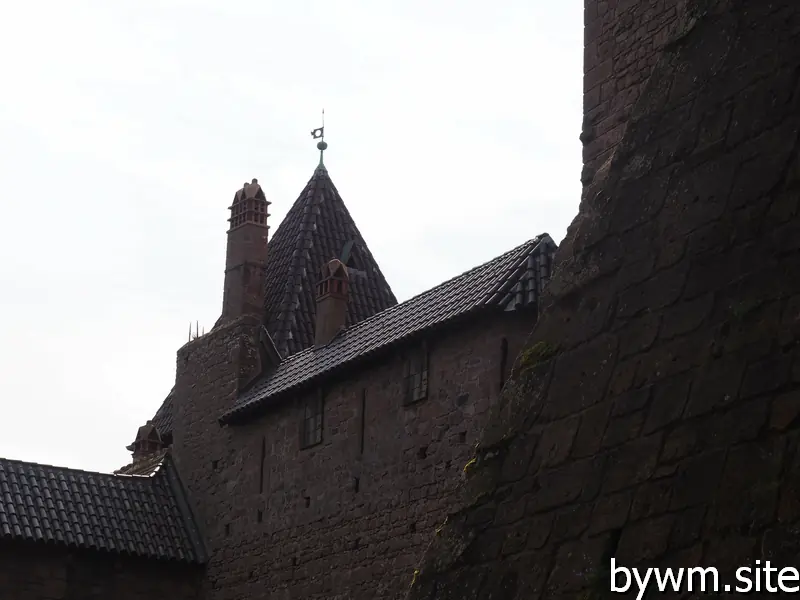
258,437,266,493
359,389,366,454
499,338,509,393
301,391,324,448
403,342,429,405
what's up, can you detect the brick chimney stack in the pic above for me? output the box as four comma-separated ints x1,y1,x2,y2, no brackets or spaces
221,179,270,322
315,258,349,347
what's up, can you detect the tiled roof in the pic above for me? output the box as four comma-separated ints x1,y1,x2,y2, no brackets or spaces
151,388,174,441
263,165,398,357
222,235,556,424
0,453,206,564
115,449,169,476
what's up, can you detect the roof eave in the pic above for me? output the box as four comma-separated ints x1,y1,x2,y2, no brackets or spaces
220,303,532,426
220,234,555,426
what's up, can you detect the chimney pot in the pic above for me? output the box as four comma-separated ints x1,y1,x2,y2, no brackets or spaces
314,259,349,347
221,179,270,322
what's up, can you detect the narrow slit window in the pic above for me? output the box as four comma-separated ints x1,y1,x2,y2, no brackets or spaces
359,389,366,455
403,342,429,405
499,337,509,393
258,437,266,493
301,390,324,449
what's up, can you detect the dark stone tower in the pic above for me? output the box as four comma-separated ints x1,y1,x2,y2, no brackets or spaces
407,2,800,598
220,178,270,323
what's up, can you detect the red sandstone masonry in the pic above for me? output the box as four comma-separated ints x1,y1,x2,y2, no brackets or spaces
406,2,800,598
172,309,536,599
582,0,687,186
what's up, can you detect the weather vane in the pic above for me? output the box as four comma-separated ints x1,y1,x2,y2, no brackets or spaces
310,109,327,167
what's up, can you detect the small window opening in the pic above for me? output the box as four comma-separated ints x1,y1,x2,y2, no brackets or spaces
417,446,428,459
354,477,360,493
257,510,263,523
301,391,324,449
499,338,509,393
403,342,429,405
258,437,266,493
359,389,366,455
459,431,467,443
224,524,230,537
304,496,311,508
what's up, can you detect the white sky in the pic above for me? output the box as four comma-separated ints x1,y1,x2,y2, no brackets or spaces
0,1,583,473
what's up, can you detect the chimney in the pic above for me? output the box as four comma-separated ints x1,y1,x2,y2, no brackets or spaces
315,258,350,347
126,421,164,461
221,179,270,322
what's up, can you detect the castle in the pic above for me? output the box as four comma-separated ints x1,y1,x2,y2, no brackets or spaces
0,132,556,598
2,0,799,598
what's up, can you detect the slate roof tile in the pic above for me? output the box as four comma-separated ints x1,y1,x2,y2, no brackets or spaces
0,453,206,563
151,389,174,442
221,234,556,424
263,165,397,356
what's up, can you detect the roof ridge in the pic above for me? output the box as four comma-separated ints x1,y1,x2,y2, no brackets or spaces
320,172,387,274
275,170,324,338
386,236,545,306
0,455,150,479
0,452,205,563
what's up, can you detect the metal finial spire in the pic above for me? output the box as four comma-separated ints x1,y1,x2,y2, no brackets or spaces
310,109,327,168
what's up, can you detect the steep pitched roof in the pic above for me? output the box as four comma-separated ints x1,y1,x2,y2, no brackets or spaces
151,388,174,443
263,165,398,356
0,453,206,564
222,235,557,424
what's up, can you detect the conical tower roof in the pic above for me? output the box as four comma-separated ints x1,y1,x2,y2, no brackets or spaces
263,165,397,356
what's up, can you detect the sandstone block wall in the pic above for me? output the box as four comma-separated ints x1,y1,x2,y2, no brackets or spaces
409,1,800,598
0,543,202,600
582,0,687,187
172,315,263,533
174,309,537,599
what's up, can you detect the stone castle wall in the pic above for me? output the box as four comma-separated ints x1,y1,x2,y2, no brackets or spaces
582,0,686,187
408,1,800,598
173,309,538,599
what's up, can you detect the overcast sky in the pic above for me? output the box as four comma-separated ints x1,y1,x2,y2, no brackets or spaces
0,1,583,473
